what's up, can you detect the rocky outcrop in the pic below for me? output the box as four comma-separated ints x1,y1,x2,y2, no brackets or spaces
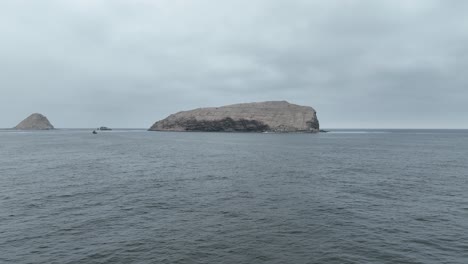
15,113,54,130
149,101,319,133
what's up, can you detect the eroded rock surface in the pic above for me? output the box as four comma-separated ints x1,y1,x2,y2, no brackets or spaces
149,101,319,132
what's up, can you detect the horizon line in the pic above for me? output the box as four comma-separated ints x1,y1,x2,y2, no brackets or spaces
1,127,468,130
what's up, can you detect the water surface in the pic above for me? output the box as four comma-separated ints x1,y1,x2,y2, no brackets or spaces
1,129,467,263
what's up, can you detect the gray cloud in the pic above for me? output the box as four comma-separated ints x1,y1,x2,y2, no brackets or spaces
1,0,467,128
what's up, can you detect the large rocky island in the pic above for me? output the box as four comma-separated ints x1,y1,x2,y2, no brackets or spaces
15,113,54,130
149,101,319,133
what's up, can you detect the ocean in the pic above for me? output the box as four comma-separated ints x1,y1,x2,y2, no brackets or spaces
1,129,467,264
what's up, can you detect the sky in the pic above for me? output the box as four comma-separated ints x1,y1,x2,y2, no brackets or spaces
1,0,467,128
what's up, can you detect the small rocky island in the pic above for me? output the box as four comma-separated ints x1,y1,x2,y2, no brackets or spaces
15,113,54,130
149,101,319,133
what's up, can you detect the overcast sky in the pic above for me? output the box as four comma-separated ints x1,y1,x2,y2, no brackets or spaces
1,0,467,128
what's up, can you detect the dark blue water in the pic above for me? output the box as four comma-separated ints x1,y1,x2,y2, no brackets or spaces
1,129,467,264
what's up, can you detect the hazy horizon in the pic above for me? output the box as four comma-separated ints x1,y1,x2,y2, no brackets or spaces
1,0,467,129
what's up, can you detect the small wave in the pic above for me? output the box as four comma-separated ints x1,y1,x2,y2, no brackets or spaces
0,131,35,134
328,131,390,134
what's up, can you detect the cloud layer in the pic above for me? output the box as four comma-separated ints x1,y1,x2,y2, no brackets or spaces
1,0,467,128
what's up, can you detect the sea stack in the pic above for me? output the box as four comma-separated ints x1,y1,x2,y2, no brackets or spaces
149,101,319,133
15,113,54,130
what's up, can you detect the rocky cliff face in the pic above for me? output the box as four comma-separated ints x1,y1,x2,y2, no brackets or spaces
149,101,319,132
15,113,54,130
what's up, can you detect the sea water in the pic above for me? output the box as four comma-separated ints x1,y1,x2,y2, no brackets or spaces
1,129,467,263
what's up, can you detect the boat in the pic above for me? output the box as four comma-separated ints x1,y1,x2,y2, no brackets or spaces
92,130,97,134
